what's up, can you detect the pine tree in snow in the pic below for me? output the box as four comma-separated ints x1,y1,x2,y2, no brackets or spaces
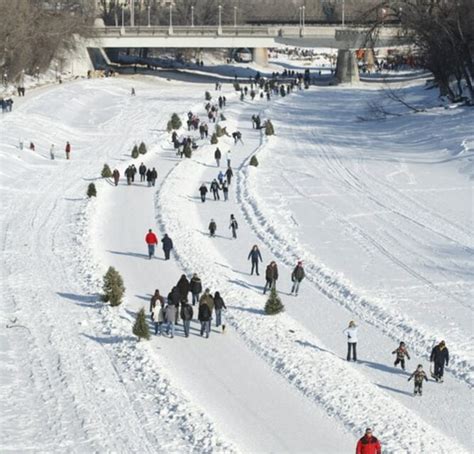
131,145,139,159
265,120,275,136
211,132,218,144
138,142,147,155
102,266,125,307
264,286,284,315
87,183,97,198
101,164,112,178
133,308,150,341
249,155,259,167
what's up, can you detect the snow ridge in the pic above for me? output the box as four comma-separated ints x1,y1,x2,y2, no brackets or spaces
155,134,467,453
236,139,473,387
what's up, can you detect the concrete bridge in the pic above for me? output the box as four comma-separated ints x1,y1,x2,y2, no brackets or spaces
87,24,407,83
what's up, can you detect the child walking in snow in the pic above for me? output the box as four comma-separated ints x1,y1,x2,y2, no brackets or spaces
408,364,428,396
392,341,411,370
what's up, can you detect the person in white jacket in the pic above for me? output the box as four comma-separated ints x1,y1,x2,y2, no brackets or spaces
343,321,358,361
226,149,232,167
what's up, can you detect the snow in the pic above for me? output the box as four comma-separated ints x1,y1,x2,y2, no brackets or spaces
1,69,472,453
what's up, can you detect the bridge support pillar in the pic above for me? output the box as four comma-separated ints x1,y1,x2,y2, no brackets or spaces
336,49,359,84
253,48,268,66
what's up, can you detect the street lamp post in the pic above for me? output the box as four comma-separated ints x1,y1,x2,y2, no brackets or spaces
233,6,237,28
302,5,305,31
218,5,222,34
299,6,302,28
191,5,194,27
169,4,173,34
3,72,7,87
147,5,151,27
36,66,39,80
55,62,58,81
342,0,345,28
121,3,125,34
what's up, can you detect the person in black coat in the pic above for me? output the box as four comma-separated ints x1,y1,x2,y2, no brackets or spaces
214,291,227,330
139,163,147,182
198,303,212,338
146,168,153,187
180,302,194,337
162,233,173,260
263,261,279,294
190,273,202,306
199,183,208,202
177,274,190,301
430,340,449,381
225,167,233,185
248,245,263,275
214,147,221,167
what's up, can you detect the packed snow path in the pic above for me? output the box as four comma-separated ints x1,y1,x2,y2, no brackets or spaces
1,76,472,453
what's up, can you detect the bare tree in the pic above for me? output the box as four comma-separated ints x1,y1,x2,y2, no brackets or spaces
358,0,474,103
0,0,95,82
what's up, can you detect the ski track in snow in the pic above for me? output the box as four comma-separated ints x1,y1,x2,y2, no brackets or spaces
154,91,469,451
234,93,473,387
1,75,472,453
0,78,234,453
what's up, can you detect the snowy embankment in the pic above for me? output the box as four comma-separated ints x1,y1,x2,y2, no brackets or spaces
0,77,234,453
154,89,469,451
238,86,474,386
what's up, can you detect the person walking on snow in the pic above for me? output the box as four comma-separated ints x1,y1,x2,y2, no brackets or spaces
356,428,381,454
225,166,233,185
50,144,55,160
214,147,222,167
65,141,71,160
124,166,132,185
263,261,278,294
165,300,177,339
150,290,165,335
161,233,173,260
112,168,120,186
290,261,305,296
392,341,410,370
177,274,190,301
180,301,193,337
218,170,225,185
199,183,208,202
248,245,263,275
199,289,214,338
430,340,449,382
214,291,227,331
226,149,232,167
229,214,238,239
139,163,146,182
151,167,158,186
145,229,158,259
343,321,358,362
222,181,229,201
210,179,220,200
408,364,428,396
209,219,217,237
190,273,202,306
232,131,243,144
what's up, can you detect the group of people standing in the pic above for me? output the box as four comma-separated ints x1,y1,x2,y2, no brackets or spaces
149,275,227,339
117,163,158,186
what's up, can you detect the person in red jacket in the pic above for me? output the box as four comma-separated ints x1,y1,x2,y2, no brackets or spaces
65,141,71,160
356,428,381,454
145,229,158,259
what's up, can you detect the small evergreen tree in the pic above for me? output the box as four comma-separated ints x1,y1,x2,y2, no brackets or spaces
183,142,192,158
170,113,182,130
102,266,125,307
265,120,275,136
166,120,173,132
264,287,284,315
205,91,212,101
131,145,139,159
101,164,112,178
215,124,224,137
220,113,226,121
210,132,218,144
138,142,147,155
87,183,97,198
249,155,259,167
233,82,241,91
133,307,150,341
